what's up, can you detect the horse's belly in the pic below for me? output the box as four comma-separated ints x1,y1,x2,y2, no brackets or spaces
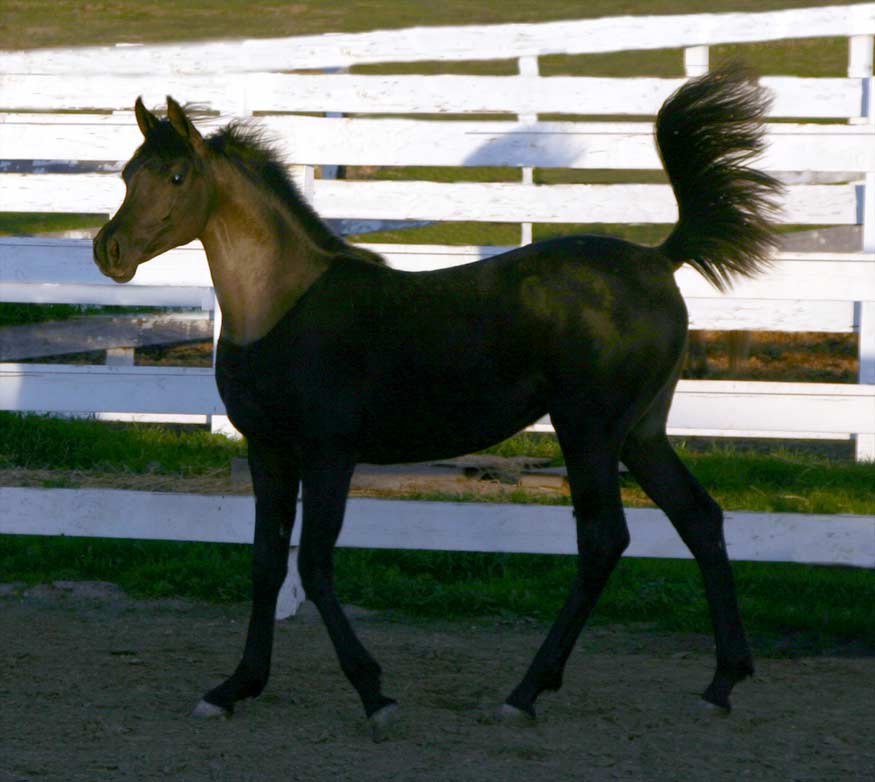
356,371,549,464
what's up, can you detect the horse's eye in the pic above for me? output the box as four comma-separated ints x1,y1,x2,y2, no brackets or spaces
171,172,185,186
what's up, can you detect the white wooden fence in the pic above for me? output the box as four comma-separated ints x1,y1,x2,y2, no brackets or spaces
2,3,874,457
1,5,874,612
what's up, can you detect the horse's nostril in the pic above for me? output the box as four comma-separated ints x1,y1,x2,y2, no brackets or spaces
109,238,120,264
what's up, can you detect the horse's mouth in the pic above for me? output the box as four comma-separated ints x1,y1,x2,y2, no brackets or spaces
108,267,137,283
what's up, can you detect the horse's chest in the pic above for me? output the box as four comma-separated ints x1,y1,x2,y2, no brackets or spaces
215,341,365,445
215,356,301,441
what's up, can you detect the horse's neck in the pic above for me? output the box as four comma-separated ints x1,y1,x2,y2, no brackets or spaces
200,166,332,346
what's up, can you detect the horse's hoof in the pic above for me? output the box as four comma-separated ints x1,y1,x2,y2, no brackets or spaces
699,695,731,716
493,702,535,724
368,702,399,742
192,699,231,719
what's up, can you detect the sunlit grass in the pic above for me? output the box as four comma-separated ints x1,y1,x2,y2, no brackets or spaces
3,413,874,514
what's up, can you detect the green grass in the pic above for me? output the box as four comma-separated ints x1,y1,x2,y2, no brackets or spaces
1,2,856,53
0,412,246,475
0,303,84,327
3,412,875,515
1,535,871,653
0,212,106,237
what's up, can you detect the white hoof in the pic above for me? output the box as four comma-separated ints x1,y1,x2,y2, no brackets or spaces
698,698,730,717
368,703,399,742
191,699,230,719
493,703,535,724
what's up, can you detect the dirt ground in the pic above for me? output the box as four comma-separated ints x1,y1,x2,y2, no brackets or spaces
1,582,872,782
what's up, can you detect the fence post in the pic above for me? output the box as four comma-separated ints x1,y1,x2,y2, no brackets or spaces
276,546,305,619
518,55,539,246
856,171,875,461
848,34,874,124
850,35,875,460
321,66,349,180
209,293,236,435
105,347,135,366
684,45,709,78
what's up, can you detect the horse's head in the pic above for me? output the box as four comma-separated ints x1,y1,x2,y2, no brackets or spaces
93,97,214,283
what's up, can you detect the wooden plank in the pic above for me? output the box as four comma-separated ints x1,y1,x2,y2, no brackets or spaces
0,73,865,119
12,175,852,225
0,283,215,309
0,313,212,361
279,117,875,171
2,361,872,442
5,114,872,172
1,4,873,74
0,237,210,286
4,237,872,307
1,487,872,568
312,180,858,226
670,380,875,436
0,363,221,415
0,112,159,160
674,257,875,301
685,299,855,333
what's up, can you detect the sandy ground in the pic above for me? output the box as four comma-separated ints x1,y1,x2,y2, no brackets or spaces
1,581,873,782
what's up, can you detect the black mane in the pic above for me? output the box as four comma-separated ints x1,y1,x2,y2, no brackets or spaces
206,121,346,254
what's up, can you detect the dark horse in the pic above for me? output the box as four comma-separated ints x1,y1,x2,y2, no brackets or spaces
94,63,781,740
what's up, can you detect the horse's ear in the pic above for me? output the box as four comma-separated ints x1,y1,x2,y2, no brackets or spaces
134,97,160,138
166,96,206,154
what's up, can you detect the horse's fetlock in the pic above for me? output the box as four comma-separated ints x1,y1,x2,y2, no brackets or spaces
718,655,754,682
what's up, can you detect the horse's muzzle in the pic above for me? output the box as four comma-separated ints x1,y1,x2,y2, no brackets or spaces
93,224,136,283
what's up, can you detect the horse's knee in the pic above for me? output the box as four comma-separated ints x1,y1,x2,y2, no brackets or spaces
576,511,630,560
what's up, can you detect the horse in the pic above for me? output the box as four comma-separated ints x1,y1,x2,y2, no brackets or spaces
93,62,782,740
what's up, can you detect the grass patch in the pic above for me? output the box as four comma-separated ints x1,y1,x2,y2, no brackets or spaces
0,303,85,327
0,412,246,475
1,1,856,53
0,212,106,237
1,535,871,653
2,413,874,513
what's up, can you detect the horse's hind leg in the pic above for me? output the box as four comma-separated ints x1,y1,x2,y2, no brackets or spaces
621,401,753,711
297,461,397,740
195,440,299,717
503,412,630,719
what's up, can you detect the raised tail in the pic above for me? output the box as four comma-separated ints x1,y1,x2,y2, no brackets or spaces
657,62,783,291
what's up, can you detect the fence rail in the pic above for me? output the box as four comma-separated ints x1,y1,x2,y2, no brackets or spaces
1,3,872,74
2,487,872,619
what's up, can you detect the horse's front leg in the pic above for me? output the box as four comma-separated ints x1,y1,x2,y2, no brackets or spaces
193,440,299,717
297,460,398,741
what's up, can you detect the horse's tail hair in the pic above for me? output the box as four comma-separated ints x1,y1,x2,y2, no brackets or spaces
657,62,783,292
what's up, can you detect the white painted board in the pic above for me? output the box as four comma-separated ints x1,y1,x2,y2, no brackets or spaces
0,74,866,120
1,488,872,568
3,115,872,173
1,4,872,74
